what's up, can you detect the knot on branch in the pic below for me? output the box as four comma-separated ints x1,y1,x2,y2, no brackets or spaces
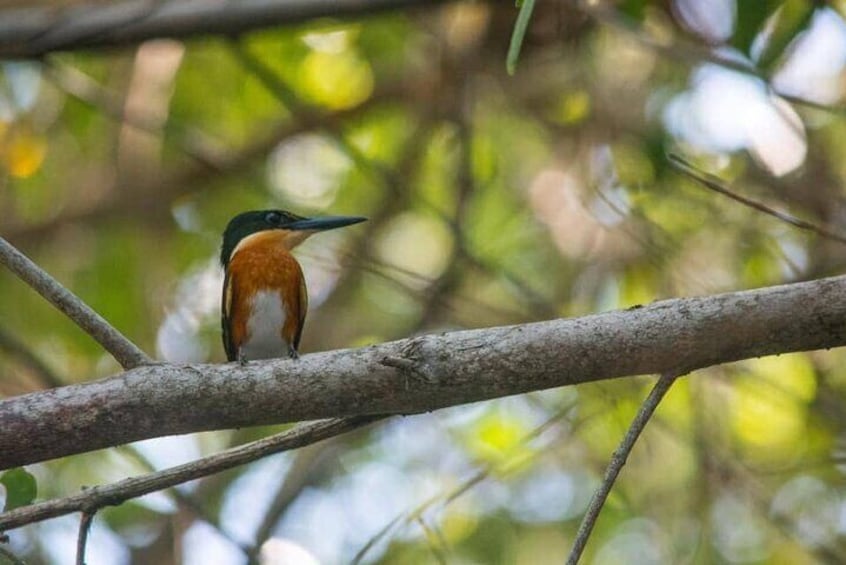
379,335,440,386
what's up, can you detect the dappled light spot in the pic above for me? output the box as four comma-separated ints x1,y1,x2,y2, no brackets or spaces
673,0,735,43
375,211,454,282
267,133,350,208
300,49,374,110
3,126,47,178
730,372,809,459
155,261,222,363
260,538,321,565
772,8,846,105
664,64,807,176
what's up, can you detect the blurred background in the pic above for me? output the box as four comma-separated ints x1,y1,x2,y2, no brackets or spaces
3,0,846,563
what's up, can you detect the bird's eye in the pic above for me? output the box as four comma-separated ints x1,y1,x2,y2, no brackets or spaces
265,212,282,224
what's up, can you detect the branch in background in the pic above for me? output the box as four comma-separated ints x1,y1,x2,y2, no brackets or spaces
0,0,457,58
4,77,407,246
227,40,403,192
566,372,679,565
0,237,151,369
668,155,846,246
115,445,249,553
245,437,351,560
0,326,63,389
0,416,382,532
43,60,223,171
0,545,25,565
352,406,573,563
582,2,846,116
3,275,846,469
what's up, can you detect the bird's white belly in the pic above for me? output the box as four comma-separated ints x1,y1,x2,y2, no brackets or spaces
241,290,290,360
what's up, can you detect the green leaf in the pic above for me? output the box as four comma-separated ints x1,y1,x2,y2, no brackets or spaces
506,0,537,76
755,0,817,74
732,0,782,54
618,0,647,22
1,468,37,511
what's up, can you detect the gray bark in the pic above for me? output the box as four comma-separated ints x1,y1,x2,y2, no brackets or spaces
2,274,845,470
0,0,454,58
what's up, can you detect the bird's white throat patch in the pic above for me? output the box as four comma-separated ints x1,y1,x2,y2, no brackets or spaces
241,290,291,360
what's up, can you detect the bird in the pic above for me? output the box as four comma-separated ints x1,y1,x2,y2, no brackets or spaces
220,209,366,364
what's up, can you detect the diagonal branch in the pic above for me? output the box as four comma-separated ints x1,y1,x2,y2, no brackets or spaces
2,275,846,470
566,371,678,564
668,155,846,246
0,416,381,532
0,237,151,369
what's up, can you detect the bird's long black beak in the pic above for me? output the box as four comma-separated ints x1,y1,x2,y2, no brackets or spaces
286,216,367,231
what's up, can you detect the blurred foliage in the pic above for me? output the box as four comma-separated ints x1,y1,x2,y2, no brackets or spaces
3,0,846,563
0,468,36,511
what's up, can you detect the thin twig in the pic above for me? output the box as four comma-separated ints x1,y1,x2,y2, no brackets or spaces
0,237,151,369
0,416,382,532
245,439,347,562
668,154,846,247
75,511,96,565
566,372,679,565
116,445,249,554
352,407,573,563
0,545,26,565
415,516,449,565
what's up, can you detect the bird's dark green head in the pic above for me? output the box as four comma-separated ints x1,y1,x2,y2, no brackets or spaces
220,209,367,266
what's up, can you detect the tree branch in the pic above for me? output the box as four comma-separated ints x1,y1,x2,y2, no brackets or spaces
2,275,846,470
566,371,678,564
0,0,458,58
75,510,96,565
0,237,151,369
0,416,380,532
668,155,846,246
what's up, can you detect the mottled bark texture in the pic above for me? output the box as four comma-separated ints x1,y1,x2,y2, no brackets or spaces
2,275,846,470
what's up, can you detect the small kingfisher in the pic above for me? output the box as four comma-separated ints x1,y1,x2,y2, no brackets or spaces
220,209,366,364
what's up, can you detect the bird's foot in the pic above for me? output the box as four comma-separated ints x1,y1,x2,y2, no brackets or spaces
289,348,299,360
238,350,248,366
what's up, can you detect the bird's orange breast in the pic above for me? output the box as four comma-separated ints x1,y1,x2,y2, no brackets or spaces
224,230,307,358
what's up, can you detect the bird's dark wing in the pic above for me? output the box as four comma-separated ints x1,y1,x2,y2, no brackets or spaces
221,268,238,362
292,274,308,351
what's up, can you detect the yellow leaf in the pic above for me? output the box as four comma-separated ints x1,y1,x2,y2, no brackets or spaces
4,127,47,178
550,90,591,125
731,375,807,456
300,50,374,110
747,353,817,402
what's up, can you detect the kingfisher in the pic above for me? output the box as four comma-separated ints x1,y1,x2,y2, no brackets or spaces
220,209,366,364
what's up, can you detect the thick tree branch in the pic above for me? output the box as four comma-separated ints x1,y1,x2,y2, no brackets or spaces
2,275,846,470
0,0,457,58
0,237,151,369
